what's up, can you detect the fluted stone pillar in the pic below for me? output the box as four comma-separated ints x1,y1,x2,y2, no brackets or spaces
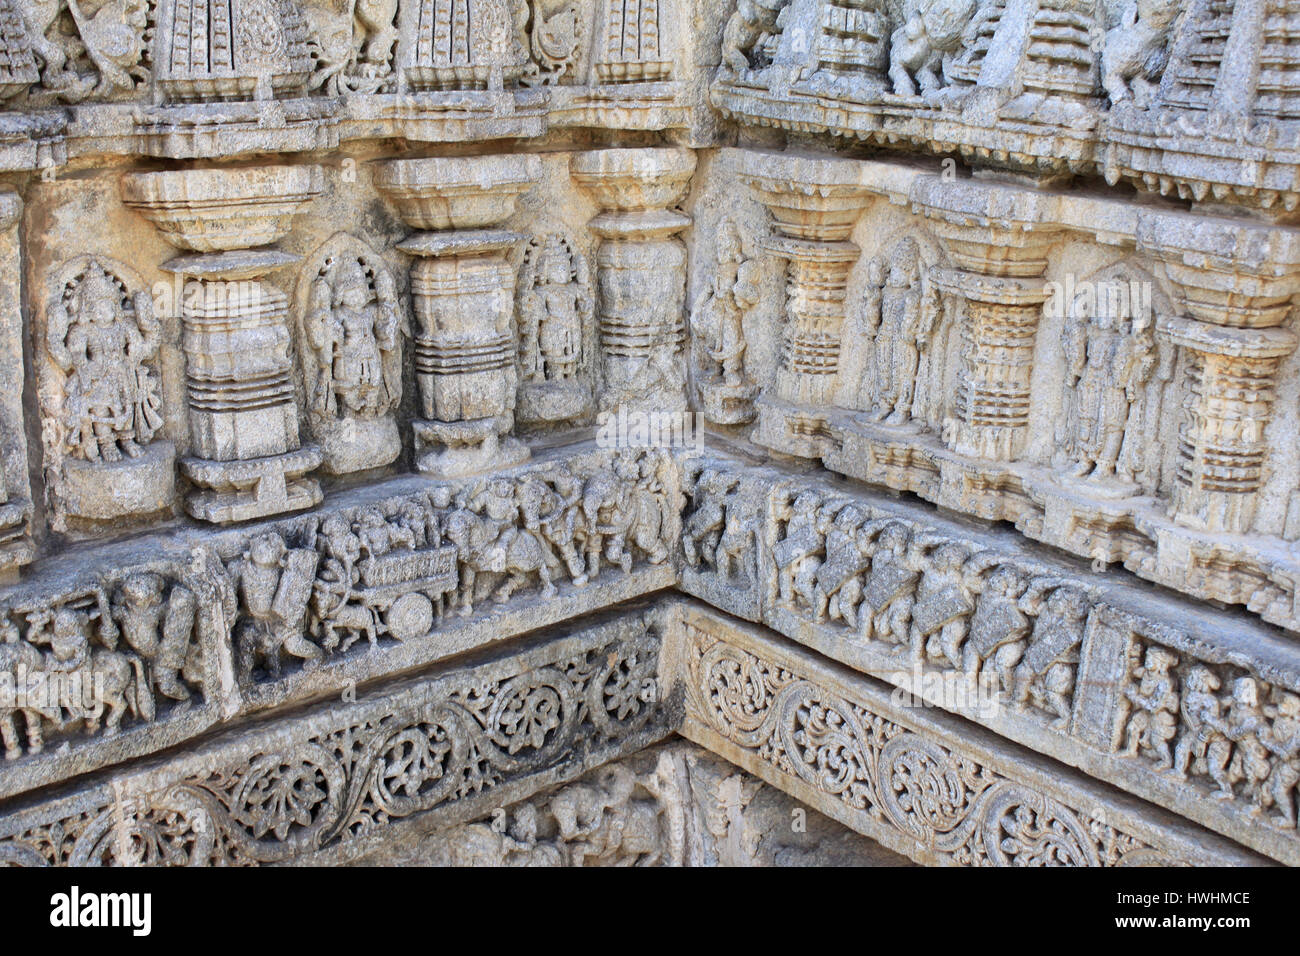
571,148,696,416
914,178,1061,463
122,165,325,523
739,152,875,460
375,155,540,477
1145,236,1300,535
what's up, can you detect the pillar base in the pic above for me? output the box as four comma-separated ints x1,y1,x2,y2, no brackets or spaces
181,446,323,524
413,418,530,478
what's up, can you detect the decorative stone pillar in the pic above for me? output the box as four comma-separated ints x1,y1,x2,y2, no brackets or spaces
374,155,540,477
121,165,325,523
0,191,33,576
914,178,1060,462
571,148,696,415
1145,238,1300,535
738,153,875,459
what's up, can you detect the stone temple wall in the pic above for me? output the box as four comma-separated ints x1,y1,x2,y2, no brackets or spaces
0,0,1297,866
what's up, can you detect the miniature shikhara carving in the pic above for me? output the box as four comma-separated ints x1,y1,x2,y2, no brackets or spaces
516,233,593,424
594,0,673,83
401,0,531,90
39,257,175,526
154,0,314,102
300,236,406,474
691,219,760,425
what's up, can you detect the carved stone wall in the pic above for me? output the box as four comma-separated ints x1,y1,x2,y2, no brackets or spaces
0,0,1296,868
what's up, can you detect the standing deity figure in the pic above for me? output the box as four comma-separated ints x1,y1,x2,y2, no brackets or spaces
306,255,402,419
300,241,405,474
46,261,162,464
861,238,941,428
692,220,760,424
1060,290,1156,485
516,234,593,424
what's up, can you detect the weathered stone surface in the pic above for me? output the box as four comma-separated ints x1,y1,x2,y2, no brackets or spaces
666,599,1268,867
679,451,1300,864
355,740,911,866
0,0,1294,869
0,608,674,865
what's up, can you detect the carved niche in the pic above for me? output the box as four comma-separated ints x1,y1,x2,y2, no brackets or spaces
515,232,594,425
37,256,176,529
690,218,760,426
1051,264,1173,497
296,234,406,475
844,235,946,430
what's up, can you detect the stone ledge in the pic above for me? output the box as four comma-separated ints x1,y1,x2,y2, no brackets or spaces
666,599,1268,867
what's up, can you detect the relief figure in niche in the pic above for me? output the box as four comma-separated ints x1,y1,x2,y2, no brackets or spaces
516,233,593,424
859,237,941,428
23,0,151,102
48,259,161,464
524,0,585,85
691,219,760,425
1058,274,1157,489
301,237,405,474
41,257,175,526
307,0,401,95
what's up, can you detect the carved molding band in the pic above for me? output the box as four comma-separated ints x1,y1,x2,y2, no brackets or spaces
0,611,671,866
669,602,1265,867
